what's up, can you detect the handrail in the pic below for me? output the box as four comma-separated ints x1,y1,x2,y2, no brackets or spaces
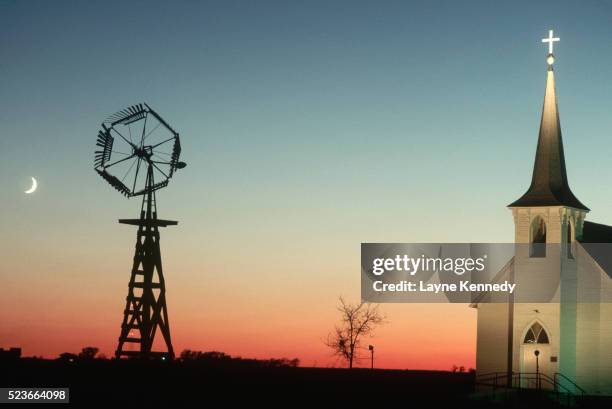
476,371,584,397
477,371,556,384
553,372,586,396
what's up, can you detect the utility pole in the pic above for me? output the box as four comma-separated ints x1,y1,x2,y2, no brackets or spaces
368,345,374,369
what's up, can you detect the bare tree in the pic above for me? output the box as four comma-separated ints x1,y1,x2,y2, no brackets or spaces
325,297,386,369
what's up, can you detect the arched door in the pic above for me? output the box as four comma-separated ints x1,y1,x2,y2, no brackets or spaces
520,321,552,389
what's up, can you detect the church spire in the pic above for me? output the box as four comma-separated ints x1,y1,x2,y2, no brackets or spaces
509,30,588,211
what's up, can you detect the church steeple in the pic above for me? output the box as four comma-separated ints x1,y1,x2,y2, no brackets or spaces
509,31,588,211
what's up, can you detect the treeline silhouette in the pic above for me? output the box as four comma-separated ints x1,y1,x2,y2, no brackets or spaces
57,347,102,362
1,351,481,407
179,349,300,368
51,346,300,368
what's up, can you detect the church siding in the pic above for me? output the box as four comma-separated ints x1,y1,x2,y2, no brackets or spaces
475,303,510,376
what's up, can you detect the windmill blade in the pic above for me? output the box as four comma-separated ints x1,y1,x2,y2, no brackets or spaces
104,103,148,127
144,103,178,135
94,130,114,168
169,137,181,178
132,180,168,197
96,169,131,197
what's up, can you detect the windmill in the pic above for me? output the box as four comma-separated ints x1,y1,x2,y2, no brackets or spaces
95,103,186,360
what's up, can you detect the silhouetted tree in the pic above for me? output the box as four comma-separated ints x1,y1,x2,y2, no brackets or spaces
179,350,299,367
180,349,197,361
266,358,300,368
180,350,232,361
325,297,386,369
57,352,78,362
78,347,99,360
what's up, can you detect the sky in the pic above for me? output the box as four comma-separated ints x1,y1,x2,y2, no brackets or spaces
2,0,612,369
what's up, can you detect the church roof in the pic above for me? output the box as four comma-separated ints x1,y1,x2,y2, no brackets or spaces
508,60,589,211
578,221,612,280
579,221,612,243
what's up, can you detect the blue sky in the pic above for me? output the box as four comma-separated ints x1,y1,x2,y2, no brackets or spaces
2,0,612,240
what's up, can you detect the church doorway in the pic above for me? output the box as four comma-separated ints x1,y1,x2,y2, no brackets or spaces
520,321,552,389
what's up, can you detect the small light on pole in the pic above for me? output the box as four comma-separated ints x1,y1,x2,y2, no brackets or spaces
534,350,540,389
368,345,374,369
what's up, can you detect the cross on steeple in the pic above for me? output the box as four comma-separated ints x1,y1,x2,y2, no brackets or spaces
542,29,560,55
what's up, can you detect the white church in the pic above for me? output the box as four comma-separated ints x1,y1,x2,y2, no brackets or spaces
472,31,612,396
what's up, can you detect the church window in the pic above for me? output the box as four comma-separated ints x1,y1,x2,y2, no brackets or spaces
530,217,547,258
523,322,549,344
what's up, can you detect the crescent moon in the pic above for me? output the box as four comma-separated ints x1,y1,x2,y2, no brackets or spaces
25,177,38,194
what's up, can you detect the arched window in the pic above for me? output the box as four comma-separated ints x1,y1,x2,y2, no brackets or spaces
530,217,547,258
523,322,549,344
567,220,573,259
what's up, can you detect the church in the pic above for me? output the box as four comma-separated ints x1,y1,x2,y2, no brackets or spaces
472,31,612,396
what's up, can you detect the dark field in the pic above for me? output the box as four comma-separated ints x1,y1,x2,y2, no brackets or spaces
4,359,612,407
2,359,476,407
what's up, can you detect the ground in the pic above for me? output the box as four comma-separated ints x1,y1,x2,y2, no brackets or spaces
2,359,610,407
